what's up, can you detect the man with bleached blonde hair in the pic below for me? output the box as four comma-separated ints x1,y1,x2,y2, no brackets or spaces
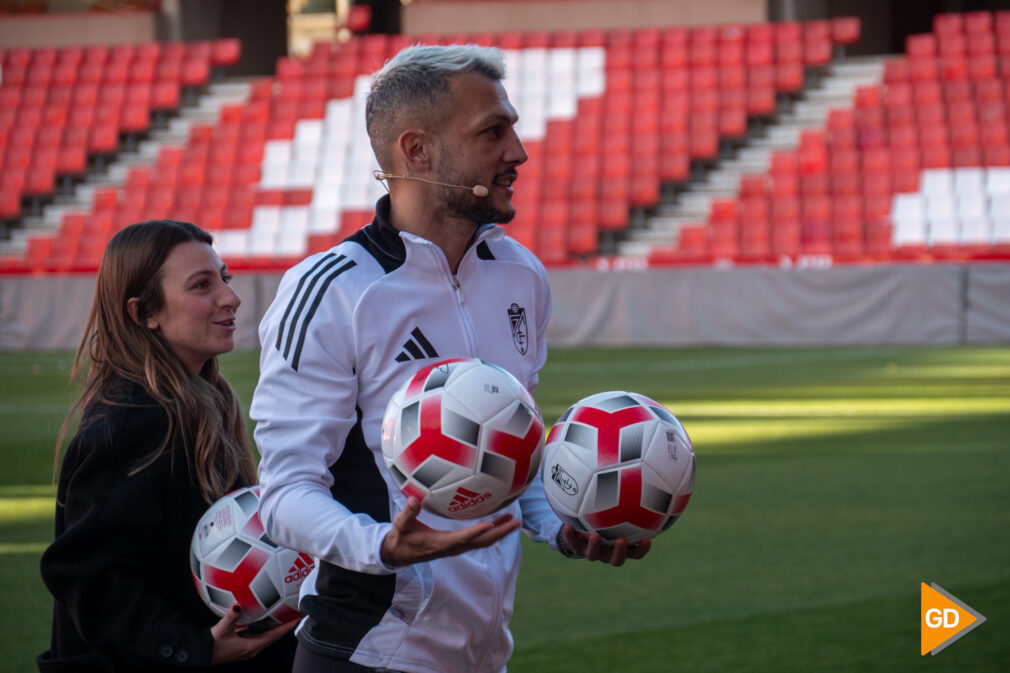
253,44,649,673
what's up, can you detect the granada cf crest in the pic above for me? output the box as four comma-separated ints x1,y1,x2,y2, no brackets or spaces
507,303,529,355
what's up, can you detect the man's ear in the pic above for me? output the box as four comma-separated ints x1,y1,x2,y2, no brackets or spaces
397,129,432,173
126,298,157,330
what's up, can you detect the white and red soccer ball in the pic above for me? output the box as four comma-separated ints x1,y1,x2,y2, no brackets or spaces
190,486,312,631
542,391,695,544
381,358,545,519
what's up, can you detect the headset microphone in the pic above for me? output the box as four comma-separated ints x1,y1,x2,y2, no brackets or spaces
373,171,489,198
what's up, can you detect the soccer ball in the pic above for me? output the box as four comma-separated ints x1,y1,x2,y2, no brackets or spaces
381,358,545,519
190,486,313,631
542,391,695,544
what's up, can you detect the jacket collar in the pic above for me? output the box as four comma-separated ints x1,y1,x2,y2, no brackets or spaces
360,195,502,267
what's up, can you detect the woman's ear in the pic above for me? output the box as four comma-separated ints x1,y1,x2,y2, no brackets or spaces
126,298,157,330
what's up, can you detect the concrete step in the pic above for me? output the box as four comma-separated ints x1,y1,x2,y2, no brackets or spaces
639,214,701,233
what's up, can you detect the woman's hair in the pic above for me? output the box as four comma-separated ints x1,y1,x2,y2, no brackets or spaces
55,220,256,503
365,44,507,170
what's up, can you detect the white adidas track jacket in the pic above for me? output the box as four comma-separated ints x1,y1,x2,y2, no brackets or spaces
251,196,563,673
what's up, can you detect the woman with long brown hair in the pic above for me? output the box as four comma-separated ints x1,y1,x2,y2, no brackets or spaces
37,220,295,672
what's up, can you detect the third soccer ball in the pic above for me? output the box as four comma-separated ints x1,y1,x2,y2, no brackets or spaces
542,391,695,544
190,486,312,631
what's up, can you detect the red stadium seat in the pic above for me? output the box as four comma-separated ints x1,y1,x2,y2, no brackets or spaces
35,126,62,152
0,62,27,88
980,120,1009,146
709,221,739,258
804,34,832,67
943,79,972,102
776,62,805,92
964,11,993,35
211,38,241,67
746,36,774,68
908,56,939,81
103,58,130,86
0,188,20,220
938,32,967,58
968,54,997,79
24,164,56,198
832,17,861,45
947,100,976,125
801,173,829,196
56,144,87,176
128,58,156,85
934,13,964,36
984,145,1010,166
922,145,952,169
719,106,748,138
941,55,973,80
952,146,980,167
88,124,119,154
64,105,97,140
883,58,910,84
739,174,767,198
854,85,882,110
976,78,1004,103
77,59,105,85
998,11,1010,46
906,34,936,59
739,221,772,261
119,103,150,134
181,56,210,88
772,222,802,256
775,21,803,46
914,80,943,105
151,81,181,110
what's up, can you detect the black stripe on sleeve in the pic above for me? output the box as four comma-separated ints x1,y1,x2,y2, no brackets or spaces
275,253,338,352
279,254,346,361
290,259,357,371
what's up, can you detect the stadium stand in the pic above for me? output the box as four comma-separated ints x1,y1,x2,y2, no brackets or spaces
0,38,240,271
648,10,1010,266
2,13,1009,274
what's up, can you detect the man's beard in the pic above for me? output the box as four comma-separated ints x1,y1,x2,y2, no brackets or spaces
438,167,516,225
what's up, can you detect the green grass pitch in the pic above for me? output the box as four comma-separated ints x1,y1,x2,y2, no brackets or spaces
1,346,1008,671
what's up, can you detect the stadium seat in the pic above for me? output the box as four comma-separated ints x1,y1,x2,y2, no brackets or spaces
211,38,241,68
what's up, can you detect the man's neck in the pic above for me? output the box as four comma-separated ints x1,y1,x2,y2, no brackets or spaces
388,195,478,274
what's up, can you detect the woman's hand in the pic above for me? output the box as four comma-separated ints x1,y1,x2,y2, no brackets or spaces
210,604,297,663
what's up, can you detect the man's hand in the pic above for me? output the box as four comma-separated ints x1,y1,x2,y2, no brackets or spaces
380,497,521,566
558,524,651,567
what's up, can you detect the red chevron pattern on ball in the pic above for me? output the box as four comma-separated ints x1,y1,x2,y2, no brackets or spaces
381,358,545,520
542,391,696,544
190,486,313,631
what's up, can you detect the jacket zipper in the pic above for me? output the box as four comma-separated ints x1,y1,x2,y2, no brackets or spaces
445,256,478,357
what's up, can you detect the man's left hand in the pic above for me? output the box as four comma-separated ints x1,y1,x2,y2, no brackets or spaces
558,524,652,567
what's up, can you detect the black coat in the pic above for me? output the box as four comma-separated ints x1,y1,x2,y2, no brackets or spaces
37,378,294,672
